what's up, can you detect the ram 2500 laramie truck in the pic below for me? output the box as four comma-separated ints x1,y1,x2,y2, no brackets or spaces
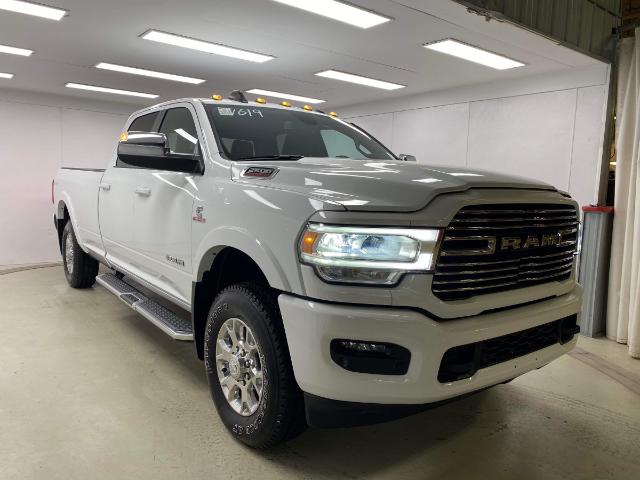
53,92,582,449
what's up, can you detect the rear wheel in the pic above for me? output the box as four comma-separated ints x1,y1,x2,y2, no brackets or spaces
62,222,99,288
204,282,306,449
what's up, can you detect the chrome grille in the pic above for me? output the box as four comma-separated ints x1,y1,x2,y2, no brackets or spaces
433,204,579,300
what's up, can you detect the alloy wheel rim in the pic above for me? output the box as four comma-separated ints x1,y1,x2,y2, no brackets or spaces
65,233,74,274
215,317,264,416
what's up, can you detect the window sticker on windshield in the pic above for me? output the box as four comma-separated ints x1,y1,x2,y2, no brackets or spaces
217,107,264,118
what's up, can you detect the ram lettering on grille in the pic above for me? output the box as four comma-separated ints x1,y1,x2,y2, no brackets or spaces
433,204,579,300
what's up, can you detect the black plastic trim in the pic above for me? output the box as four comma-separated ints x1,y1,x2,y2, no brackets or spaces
330,339,411,375
60,167,106,172
303,388,490,428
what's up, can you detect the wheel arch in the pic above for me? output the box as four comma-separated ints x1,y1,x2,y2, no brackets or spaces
192,245,278,360
55,200,70,253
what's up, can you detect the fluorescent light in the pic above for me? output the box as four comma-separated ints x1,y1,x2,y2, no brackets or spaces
246,88,325,104
271,0,390,29
141,30,274,63
315,70,405,90
65,83,159,99
96,62,205,85
0,72,14,79
424,39,524,70
0,0,66,20
0,43,33,56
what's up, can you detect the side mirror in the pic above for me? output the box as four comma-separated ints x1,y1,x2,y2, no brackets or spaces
399,154,417,162
117,131,202,173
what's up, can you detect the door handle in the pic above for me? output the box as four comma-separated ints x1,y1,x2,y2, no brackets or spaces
135,187,151,197
99,183,111,191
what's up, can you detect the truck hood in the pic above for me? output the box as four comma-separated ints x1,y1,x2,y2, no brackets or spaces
233,158,556,212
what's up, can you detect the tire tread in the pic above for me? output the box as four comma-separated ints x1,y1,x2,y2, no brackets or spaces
208,282,306,449
62,222,99,289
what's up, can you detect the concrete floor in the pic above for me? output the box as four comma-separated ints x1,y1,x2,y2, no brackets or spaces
1,266,639,480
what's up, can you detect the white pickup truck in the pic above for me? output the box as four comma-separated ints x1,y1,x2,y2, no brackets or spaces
53,92,582,448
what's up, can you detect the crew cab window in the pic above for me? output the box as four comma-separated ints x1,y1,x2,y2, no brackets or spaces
158,108,199,156
205,105,394,161
128,112,157,132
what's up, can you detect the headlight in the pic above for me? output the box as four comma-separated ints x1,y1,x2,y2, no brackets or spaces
299,223,441,285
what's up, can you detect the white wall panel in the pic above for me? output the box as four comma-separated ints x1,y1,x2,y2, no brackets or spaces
0,102,62,265
62,109,127,169
0,92,135,265
350,113,394,148
569,85,608,209
467,89,576,190
392,103,469,167
342,66,609,208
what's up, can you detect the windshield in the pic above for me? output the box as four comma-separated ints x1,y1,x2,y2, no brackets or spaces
205,104,395,161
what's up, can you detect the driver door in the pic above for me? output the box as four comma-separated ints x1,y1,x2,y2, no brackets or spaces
129,105,203,306
100,111,159,272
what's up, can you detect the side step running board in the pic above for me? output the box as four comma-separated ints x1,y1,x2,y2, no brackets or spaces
96,273,193,341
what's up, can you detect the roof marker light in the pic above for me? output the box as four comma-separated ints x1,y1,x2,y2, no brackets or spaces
329,111,338,117
303,105,313,111
256,97,266,104
281,101,292,107
211,94,223,100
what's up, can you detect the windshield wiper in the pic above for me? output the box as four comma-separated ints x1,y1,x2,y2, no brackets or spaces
235,155,304,161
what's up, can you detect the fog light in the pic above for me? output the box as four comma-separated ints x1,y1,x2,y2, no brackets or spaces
330,339,410,375
339,340,389,353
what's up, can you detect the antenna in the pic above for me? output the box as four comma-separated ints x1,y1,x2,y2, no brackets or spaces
228,90,248,103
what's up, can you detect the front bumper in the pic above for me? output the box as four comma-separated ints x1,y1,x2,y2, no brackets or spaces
279,285,582,406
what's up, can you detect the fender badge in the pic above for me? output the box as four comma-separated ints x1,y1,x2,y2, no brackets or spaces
193,205,206,223
241,166,278,179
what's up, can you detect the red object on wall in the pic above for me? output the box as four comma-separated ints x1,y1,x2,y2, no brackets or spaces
582,206,614,213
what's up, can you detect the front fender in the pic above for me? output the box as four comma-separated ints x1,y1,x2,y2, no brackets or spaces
194,226,291,291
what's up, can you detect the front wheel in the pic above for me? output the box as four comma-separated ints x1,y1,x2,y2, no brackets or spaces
204,282,306,449
62,221,98,288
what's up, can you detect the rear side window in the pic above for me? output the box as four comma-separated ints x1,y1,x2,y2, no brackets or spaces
128,112,157,132
158,108,200,156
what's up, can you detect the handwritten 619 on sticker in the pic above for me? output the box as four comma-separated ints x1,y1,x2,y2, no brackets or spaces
218,107,264,118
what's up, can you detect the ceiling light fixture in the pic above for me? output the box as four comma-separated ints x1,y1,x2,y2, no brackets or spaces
246,88,325,104
65,83,159,99
271,0,390,29
0,0,66,20
424,39,524,70
315,70,405,90
96,62,205,85
0,43,33,56
141,30,274,63
0,72,14,78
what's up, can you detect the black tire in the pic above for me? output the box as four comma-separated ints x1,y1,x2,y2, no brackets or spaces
62,221,99,288
204,282,306,449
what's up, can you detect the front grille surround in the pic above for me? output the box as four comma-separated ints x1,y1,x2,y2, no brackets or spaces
433,204,579,301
